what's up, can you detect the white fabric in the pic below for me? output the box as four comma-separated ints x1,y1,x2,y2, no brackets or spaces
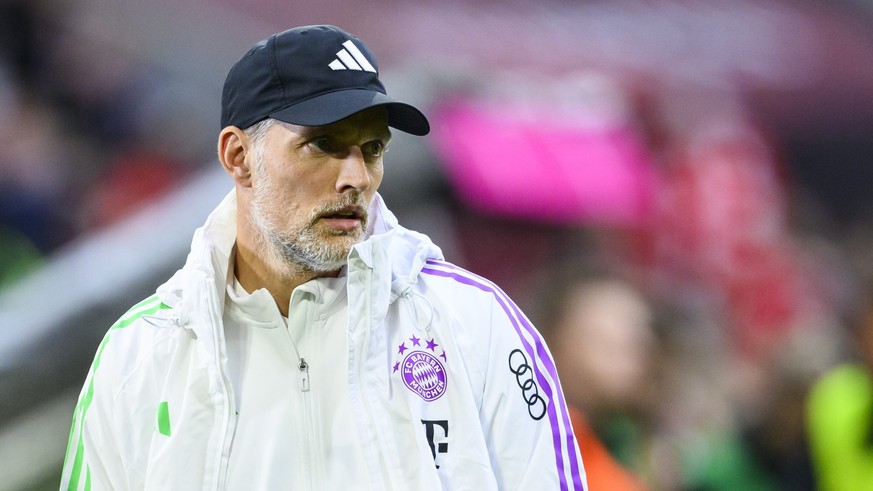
223,271,373,490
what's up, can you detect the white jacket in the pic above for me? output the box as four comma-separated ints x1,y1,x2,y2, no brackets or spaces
60,191,587,491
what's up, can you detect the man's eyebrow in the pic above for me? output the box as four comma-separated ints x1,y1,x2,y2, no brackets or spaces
295,124,392,141
295,124,328,137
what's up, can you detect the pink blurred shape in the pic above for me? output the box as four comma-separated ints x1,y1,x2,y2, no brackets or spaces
430,98,658,227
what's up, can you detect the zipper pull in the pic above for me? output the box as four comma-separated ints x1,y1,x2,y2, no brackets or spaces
298,358,310,392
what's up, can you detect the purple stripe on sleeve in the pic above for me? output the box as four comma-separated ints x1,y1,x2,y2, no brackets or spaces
422,261,585,490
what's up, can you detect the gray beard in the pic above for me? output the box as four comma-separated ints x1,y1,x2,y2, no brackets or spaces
250,194,368,275
260,220,348,274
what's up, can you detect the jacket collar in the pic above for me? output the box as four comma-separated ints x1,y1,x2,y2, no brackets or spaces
156,190,444,338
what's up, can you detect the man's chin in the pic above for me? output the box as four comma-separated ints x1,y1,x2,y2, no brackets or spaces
276,248,345,273
266,223,369,272
283,238,358,272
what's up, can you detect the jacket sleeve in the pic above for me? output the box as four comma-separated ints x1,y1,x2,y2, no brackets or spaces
59,295,168,491
60,330,130,491
479,289,588,491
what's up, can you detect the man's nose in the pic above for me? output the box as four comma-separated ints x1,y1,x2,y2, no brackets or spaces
335,147,371,193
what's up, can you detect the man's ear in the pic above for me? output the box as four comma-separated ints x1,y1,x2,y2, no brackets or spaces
218,126,253,187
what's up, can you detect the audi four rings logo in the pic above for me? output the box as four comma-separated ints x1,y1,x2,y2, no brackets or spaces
508,349,547,420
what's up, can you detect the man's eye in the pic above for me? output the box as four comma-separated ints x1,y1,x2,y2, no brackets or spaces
362,141,385,157
309,137,334,152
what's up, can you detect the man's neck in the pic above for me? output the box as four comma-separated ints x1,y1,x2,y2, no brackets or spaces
232,240,339,317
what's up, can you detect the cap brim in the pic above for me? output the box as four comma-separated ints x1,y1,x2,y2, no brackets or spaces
269,89,430,136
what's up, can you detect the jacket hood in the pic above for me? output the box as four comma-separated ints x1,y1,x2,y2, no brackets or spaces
354,193,444,303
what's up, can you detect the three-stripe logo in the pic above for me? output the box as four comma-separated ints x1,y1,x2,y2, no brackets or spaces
329,40,377,73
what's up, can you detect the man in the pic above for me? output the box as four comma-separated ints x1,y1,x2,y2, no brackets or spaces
60,25,586,490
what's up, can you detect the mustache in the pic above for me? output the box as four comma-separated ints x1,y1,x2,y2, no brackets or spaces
311,194,369,222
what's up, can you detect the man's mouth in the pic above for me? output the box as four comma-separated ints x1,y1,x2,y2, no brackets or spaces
321,205,365,220
318,205,367,231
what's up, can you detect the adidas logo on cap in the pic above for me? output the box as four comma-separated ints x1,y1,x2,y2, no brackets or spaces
329,40,377,73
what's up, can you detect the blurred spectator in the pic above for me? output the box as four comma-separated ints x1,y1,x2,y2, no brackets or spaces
628,83,846,491
77,148,180,228
645,90,800,360
806,283,873,490
0,0,44,86
0,94,81,252
531,259,654,490
0,0,205,257
654,308,781,491
530,254,790,490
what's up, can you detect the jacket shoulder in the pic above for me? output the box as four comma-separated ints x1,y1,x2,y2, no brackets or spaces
89,295,180,386
418,259,514,311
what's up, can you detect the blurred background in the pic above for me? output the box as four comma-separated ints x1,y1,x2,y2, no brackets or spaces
2,0,873,489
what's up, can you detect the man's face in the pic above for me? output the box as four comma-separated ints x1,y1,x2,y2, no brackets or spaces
248,107,390,272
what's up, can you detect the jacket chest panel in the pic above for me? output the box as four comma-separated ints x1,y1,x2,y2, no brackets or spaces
368,310,496,487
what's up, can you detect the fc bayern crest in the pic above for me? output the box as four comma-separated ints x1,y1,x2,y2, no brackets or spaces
393,335,448,402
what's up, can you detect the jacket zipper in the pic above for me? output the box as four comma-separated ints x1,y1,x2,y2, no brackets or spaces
299,358,310,392
204,278,237,491
287,297,316,491
301,361,316,491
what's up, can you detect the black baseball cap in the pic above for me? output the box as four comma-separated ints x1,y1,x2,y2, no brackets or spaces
221,25,430,135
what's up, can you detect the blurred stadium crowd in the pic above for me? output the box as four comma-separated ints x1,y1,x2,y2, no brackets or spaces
0,0,212,290
3,0,873,489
